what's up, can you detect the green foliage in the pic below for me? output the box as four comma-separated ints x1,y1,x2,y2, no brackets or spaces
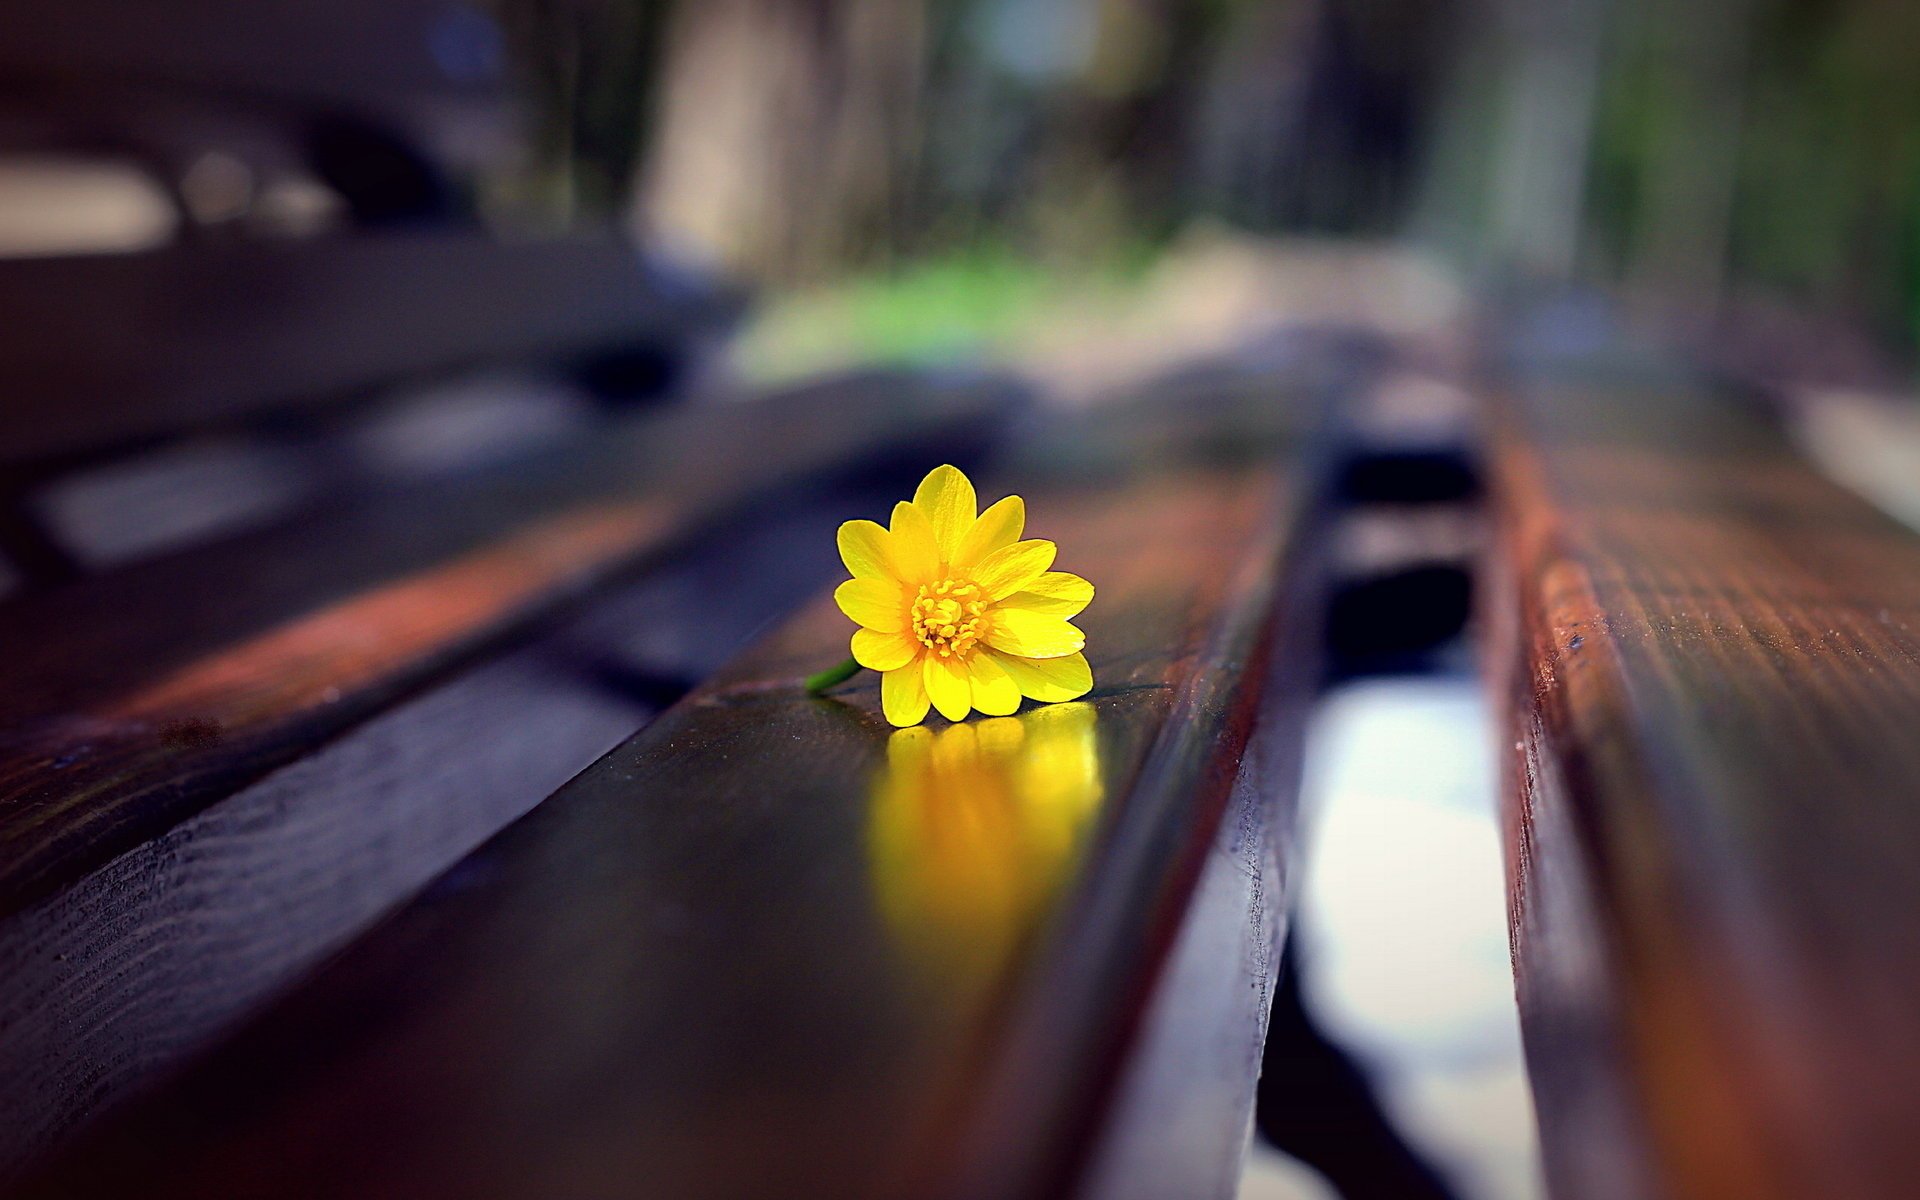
1581,0,1920,344
734,242,1152,380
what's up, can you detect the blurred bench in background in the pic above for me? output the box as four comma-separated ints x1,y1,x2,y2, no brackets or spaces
0,0,748,589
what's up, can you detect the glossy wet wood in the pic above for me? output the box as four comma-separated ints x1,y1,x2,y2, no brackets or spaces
1491,366,1920,1199
0,484,934,1180
0,234,738,465
0,369,1015,919
12,364,1323,1200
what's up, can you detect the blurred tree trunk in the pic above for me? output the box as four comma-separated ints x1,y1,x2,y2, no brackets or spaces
618,0,1455,281
638,0,928,283
494,0,678,223
1191,1,1319,230
1484,0,1607,279
1624,0,1752,303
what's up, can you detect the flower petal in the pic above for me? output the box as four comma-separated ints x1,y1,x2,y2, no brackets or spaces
888,501,941,582
912,465,976,563
882,662,931,727
967,651,1021,716
1003,571,1093,618
973,538,1056,599
952,494,1025,570
835,578,906,632
985,609,1085,658
853,627,919,671
923,652,973,722
837,519,895,581
987,649,1092,703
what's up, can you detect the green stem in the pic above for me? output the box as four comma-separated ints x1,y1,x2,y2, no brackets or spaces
804,656,864,695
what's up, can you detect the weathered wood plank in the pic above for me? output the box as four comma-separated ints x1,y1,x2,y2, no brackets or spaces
0,233,739,465
1491,364,1920,1199
11,358,1326,1199
0,368,1016,919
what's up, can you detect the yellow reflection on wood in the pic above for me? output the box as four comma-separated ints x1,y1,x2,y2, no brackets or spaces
868,702,1104,988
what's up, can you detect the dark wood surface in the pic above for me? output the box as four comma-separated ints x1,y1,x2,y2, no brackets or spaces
0,484,931,1180
0,0,507,106
0,368,1015,920
11,361,1325,1199
1490,361,1920,1199
1075,552,1317,1200
0,233,739,466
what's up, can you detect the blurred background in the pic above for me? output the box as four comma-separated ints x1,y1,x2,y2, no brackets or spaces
557,0,1920,384
7,0,1918,378
550,0,1920,370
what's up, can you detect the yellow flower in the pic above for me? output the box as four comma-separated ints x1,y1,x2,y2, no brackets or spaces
835,464,1094,727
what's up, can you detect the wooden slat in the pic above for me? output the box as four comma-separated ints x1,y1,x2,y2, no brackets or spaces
0,0,505,105
1490,363,1920,1199
0,477,938,1180
0,368,1016,920
11,358,1327,1200
1074,584,1315,1200
0,233,741,466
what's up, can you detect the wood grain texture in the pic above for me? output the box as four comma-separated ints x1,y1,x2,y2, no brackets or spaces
1491,366,1920,1199
0,368,1017,919
12,362,1323,1200
0,233,739,465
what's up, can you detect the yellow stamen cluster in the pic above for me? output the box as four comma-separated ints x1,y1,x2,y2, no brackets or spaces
911,577,986,659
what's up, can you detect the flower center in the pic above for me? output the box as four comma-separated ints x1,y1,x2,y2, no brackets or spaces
911,576,989,659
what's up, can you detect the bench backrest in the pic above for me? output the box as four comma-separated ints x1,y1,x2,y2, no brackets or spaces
5,350,1342,1199
0,0,739,583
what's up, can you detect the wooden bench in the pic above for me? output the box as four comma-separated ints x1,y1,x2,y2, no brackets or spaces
2,349,1340,1199
0,330,1020,1169
0,234,741,472
1489,356,1920,1198
0,53,1025,1168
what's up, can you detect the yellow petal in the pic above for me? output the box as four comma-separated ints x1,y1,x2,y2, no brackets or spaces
985,609,1085,658
952,494,1024,570
973,539,1056,599
882,662,931,727
888,501,941,582
854,627,919,671
1003,571,1093,618
912,465,976,563
837,519,895,581
835,578,906,632
967,651,1021,716
923,652,973,722
988,649,1092,703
